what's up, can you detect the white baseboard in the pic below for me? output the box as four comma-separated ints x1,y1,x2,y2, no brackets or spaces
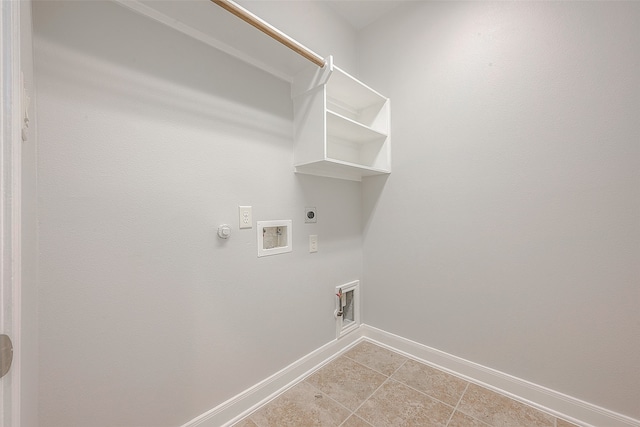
181,324,639,427
180,331,363,427
361,324,640,427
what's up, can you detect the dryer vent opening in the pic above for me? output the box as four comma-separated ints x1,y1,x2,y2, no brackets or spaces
335,280,360,338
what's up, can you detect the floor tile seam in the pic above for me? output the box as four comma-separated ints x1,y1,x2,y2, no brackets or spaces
459,382,560,426
338,414,374,427
383,376,459,413
389,356,409,377
448,410,494,427
444,382,470,427
380,347,476,392
451,404,492,426
452,397,556,427
364,377,461,427
348,374,397,426
443,382,496,427
364,338,561,420
383,358,409,384
403,354,474,386
367,340,478,387
448,409,497,427
340,353,403,381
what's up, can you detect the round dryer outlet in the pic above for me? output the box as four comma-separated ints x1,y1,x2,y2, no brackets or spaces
305,207,317,223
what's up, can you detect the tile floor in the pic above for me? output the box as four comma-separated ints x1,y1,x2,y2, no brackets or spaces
232,341,581,427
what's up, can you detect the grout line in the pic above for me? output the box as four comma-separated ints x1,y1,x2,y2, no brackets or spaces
373,356,462,413
363,337,475,385
386,374,458,411
364,339,584,427
349,375,394,423
342,350,409,379
341,353,387,377
345,343,476,422
338,414,374,427
243,341,553,427
337,347,410,426
444,382,470,427
388,356,409,377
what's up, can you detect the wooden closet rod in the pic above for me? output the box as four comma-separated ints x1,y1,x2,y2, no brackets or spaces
211,0,326,68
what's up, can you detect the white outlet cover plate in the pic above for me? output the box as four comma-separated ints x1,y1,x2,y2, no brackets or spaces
239,206,252,229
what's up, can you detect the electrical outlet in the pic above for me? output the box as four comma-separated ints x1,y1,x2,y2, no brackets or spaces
309,235,318,253
239,206,252,229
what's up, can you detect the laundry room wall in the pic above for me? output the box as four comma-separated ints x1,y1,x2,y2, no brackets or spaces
32,1,360,426
358,1,640,420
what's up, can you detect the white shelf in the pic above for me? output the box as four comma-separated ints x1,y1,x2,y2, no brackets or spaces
295,159,389,182
117,2,389,182
326,111,387,144
292,57,391,181
326,66,387,112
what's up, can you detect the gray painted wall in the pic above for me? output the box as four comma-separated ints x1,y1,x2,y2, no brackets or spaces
30,0,640,425
359,1,640,420
33,2,360,426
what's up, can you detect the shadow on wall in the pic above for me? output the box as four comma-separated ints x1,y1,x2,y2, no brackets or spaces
33,1,293,142
362,174,390,236
295,173,366,241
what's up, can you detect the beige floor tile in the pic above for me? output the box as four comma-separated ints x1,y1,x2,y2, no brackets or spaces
344,341,408,376
391,359,468,406
305,356,387,411
249,381,350,427
457,383,555,427
355,379,454,427
341,415,374,427
447,410,492,427
231,419,259,427
556,419,580,427
231,343,584,427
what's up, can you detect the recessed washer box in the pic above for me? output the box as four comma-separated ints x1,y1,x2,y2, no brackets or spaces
257,220,292,257
336,280,360,338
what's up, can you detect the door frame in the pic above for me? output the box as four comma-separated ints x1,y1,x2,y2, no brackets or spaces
1,0,23,426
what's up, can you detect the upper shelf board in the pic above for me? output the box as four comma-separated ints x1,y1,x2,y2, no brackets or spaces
327,66,387,111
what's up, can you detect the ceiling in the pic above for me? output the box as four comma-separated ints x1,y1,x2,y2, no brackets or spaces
325,1,404,30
